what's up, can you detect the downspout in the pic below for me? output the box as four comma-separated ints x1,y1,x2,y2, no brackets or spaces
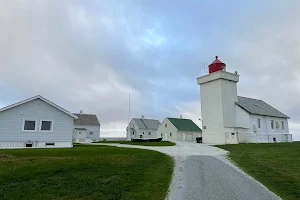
264,116,269,142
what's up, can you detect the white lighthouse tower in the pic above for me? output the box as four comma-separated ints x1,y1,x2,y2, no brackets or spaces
196,56,240,144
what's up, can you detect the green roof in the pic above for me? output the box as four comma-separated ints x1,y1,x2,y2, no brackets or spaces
167,118,202,132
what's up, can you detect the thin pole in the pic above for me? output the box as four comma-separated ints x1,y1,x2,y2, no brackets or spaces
128,91,131,123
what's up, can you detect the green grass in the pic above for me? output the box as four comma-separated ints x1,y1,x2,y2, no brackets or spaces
0,145,174,200
216,142,300,200
94,141,176,146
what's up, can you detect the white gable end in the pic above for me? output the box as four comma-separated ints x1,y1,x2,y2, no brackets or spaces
0,97,75,148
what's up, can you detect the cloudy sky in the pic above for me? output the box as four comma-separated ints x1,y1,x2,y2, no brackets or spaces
0,0,300,140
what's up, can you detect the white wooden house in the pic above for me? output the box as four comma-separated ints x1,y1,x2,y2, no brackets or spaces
0,95,78,148
157,117,202,142
73,111,100,142
126,116,161,140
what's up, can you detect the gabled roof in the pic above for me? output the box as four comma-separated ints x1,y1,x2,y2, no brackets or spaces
236,96,289,119
167,118,202,132
73,114,100,126
132,118,161,130
0,95,78,119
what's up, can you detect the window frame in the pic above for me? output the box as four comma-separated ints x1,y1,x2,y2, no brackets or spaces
165,124,167,128
170,133,172,137
257,118,261,129
271,120,274,129
90,132,94,135
148,132,151,136
22,119,37,132
39,120,54,132
281,121,284,130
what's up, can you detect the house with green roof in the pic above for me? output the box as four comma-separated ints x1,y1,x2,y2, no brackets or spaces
157,117,202,142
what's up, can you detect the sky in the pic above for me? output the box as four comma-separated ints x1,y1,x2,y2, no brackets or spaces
0,0,300,140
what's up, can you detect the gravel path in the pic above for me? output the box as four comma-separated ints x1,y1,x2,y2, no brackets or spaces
92,142,281,200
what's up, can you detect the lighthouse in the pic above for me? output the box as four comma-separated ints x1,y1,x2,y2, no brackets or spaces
196,56,240,144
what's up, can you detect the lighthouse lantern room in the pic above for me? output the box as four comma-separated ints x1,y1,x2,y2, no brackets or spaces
208,56,226,73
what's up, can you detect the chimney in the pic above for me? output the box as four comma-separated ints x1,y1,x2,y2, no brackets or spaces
180,115,182,119
80,110,83,115
141,115,145,119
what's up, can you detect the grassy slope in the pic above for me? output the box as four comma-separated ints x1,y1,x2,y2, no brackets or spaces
0,145,174,200
94,141,176,146
216,142,300,200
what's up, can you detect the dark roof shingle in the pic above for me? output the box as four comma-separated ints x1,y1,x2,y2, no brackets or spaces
132,118,161,130
167,118,202,132
236,96,289,118
73,114,100,126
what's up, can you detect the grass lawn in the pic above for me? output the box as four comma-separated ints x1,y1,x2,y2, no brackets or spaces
0,145,174,200
216,142,300,200
94,141,176,146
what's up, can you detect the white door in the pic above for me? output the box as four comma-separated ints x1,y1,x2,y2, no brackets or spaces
77,131,87,140
225,132,238,144
164,133,168,141
185,134,193,142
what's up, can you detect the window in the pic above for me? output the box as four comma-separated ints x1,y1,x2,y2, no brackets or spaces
257,118,261,128
281,121,284,130
40,120,53,131
90,132,93,135
275,121,280,129
231,133,235,136
143,132,144,134
23,120,36,131
148,132,151,135
45,143,55,146
161,133,163,137
165,124,167,128
26,143,33,147
271,120,274,129
132,132,135,135
170,133,172,137
140,135,143,138
79,132,81,134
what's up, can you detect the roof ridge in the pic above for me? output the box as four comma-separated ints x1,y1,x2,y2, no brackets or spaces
139,119,148,129
0,95,77,119
73,113,97,115
132,118,159,121
167,117,192,120
238,96,263,101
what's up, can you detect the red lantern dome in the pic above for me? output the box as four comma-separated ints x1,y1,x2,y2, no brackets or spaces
208,56,226,73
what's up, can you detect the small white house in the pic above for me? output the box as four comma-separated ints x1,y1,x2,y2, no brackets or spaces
0,95,78,148
196,56,292,144
158,117,202,142
73,111,100,142
126,117,161,140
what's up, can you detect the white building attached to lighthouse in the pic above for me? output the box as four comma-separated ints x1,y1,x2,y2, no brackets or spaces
196,56,292,144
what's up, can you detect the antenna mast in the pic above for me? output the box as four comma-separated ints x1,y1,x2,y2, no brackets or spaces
128,91,131,123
